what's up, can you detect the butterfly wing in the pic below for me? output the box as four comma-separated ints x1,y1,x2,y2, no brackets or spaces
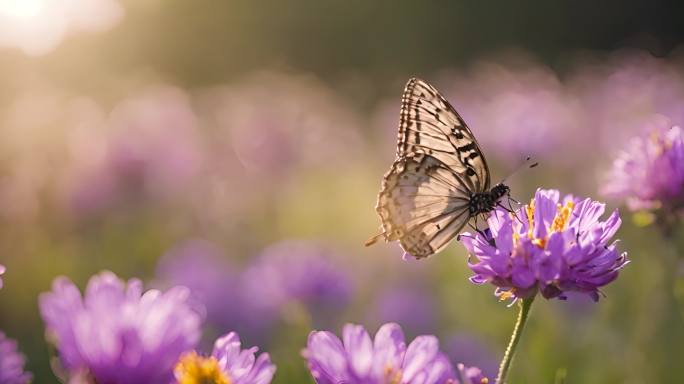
373,152,472,258
397,78,491,192
368,78,493,258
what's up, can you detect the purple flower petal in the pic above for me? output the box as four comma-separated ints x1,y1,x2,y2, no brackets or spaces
0,331,32,384
305,323,476,384
603,123,684,211
305,331,350,383
402,335,440,381
342,324,374,378
39,271,202,383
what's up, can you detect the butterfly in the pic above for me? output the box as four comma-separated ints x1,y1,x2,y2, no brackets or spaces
366,78,511,259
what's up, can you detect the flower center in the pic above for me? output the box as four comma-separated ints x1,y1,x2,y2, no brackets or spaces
175,352,231,384
650,130,673,156
384,364,403,384
524,199,575,249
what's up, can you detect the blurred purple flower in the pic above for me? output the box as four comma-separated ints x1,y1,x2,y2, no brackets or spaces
443,57,581,163
304,322,487,384
0,264,5,289
64,87,204,216
0,91,105,223
368,287,437,336
174,331,276,384
242,241,353,326
568,51,684,151
444,334,498,380
155,239,241,330
204,72,364,179
602,121,684,212
460,189,628,302
455,365,488,384
39,271,203,384
0,331,31,384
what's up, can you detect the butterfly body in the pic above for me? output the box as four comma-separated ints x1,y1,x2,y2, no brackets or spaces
367,78,510,259
468,183,510,216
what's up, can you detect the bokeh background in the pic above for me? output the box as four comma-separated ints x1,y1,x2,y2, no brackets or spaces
1,1,684,382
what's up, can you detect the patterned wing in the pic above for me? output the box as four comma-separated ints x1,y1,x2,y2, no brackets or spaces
373,152,472,259
397,78,491,193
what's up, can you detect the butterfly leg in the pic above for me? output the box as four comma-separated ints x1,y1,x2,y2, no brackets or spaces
468,218,478,232
497,202,514,213
470,215,490,239
497,202,524,225
468,219,485,237
506,196,520,212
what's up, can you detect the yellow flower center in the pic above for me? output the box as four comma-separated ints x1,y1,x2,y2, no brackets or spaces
384,364,402,384
650,130,672,156
650,128,677,157
551,201,574,233
525,199,535,240
175,352,232,384
523,198,575,249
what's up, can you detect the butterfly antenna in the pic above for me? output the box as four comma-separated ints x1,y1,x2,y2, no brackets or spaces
500,155,539,184
364,232,384,247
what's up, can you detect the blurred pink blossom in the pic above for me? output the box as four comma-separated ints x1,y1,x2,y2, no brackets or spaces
442,57,583,164
0,88,103,222
202,72,365,179
62,86,204,217
567,50,684,151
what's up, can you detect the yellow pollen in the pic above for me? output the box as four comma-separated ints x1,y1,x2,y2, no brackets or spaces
524,199,575,249
531,238,546,248
480,378,489,384
384,364,402,384
650,130,673,156
175,352,231,384
498,290,516,302
551,201,574,232
525,198,535,240
650,130,660,144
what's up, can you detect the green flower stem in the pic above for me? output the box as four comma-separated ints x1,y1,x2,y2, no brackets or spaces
655,211,684,321
496,296,535,384
666,234,684,321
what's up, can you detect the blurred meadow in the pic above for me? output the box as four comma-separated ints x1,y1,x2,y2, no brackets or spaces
1,1,684,383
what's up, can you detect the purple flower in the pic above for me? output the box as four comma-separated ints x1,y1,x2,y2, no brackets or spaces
304,322,487,384
460,189,628,302
155,240,241,330
443,57,581,163
63,87,204,217
205,72,363,178
242,241,353,326
455,365,488,384
39,271,203,384
0,331,31,384
602,121,684,212
568,51,684,151
174,332,276,384
368,287,437,336
444,334,498,380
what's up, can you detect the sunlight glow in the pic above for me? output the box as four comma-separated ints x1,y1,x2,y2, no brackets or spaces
0,0,124,55
0,0,46,20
